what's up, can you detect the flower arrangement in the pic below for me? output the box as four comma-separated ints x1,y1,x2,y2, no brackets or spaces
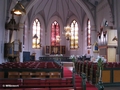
97,58,104,70
69,55,76,62
93,55,106,63
69,55,76,68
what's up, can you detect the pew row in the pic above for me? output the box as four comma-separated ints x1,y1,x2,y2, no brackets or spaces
0,61,63,78
75,61,120,86
0,78,73,88
96,68,120,86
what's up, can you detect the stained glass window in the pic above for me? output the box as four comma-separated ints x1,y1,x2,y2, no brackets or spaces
87,19,91,49
32,19,41,49
51,21,60,46
70,20,79,49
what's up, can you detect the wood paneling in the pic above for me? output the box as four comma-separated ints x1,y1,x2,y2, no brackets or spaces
102,70,111,83
113,70,120,82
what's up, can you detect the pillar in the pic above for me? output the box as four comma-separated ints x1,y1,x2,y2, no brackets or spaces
90,25,99,59
17,23,24,62
114,0,120,62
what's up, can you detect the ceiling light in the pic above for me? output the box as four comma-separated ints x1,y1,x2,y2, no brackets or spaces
11,1,26,15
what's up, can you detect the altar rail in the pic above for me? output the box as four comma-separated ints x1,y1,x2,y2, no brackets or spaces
39,57,72,62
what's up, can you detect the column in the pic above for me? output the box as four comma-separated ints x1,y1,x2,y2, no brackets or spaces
90,25,99,59
17,23,24,62
114,0,120,62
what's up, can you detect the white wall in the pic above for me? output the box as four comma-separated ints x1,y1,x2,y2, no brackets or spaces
96,0,113,30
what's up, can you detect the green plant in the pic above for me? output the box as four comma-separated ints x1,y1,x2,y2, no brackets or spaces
97,57,105,81
97,58,104,70
72,57,75,62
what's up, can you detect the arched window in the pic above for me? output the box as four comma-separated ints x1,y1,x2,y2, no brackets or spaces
87,19,91,49
51,21,60,46
32,19,41,49
23,22,25,46
70,20,79,49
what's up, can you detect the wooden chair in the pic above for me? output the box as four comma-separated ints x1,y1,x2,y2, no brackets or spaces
35,72,47,78
21,72,31,78
49,72,61,78
8,71,20,78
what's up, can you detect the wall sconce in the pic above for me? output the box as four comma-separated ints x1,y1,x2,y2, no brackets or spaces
64,25,71,40
11,1,26,16
33,34,38,39
37,42,42,47
112,36,118,41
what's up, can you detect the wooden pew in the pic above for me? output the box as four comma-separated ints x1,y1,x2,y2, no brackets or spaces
0,78,73,88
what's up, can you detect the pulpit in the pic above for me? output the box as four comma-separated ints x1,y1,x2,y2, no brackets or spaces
4,40,22,62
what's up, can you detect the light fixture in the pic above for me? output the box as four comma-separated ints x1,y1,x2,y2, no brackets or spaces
64,0,71,40
37,42,42,47
112,36,118,41
11,1,26,16
64,25,71,40
5,14,19,30
56,36,61,43
33,34,38,39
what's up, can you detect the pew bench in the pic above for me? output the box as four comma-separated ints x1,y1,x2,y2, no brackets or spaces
0,78,73,88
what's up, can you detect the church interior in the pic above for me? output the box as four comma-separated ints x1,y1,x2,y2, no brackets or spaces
0,0,120,90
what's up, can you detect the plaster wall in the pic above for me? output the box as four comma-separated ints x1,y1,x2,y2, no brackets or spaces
96,0,113,30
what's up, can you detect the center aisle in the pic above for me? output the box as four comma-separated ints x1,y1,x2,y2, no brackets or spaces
63,67,82,90
63,67,98,90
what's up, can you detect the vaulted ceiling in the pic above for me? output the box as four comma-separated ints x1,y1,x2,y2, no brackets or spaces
27,0,86,26
10,0,102,27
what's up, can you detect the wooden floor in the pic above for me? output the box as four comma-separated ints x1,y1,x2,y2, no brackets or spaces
63,62,120,90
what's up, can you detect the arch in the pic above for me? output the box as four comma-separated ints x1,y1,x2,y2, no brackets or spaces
16,0,95,61
19,0,95,29
47,16,63,45
76,0,94,26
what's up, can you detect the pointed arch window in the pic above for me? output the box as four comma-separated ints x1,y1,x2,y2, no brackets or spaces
87,19,91,49
32,19,41,49
70,20,79,49
51,21,60,46
23,22,25,45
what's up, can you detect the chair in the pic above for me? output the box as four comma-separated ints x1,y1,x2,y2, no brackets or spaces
35,72,47,78
21,72,31,78
8,71,20,78
49,72,61,78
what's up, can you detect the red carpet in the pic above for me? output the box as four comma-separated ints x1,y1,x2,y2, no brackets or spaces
63,67,98,90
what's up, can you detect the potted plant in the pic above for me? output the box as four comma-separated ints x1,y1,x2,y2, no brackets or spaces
97,57,105,90
97,57,104,81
